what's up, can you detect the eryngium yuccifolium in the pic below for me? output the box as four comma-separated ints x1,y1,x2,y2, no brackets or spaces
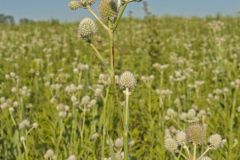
176,131,187,145
114,137,123,149
119,71,136,90
44,149,54,159
68,0,80,10
200,156,212,160
164,138,178,152
208,134,222,149
186,123,206,145
99,0,118,22
79,0,96,8
67,155,76,160
78,18,97,42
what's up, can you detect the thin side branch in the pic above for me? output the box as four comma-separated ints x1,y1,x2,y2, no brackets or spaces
89,43,107,66
87,6,110,32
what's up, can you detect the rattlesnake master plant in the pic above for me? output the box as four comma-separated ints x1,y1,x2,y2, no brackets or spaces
69,0,141,84
164,123,226,160
119,71,136,160
69,1,140,160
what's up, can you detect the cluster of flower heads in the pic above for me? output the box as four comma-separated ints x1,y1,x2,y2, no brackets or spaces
44,149,77,160
152,63,169,72
169,68,194,83
165,105,210,123
0,96,19,112
104,137,124,160
69,0,142,42
208,20,225,33
141,75,155,87
68,0,96,10
19,119,38,130
188,80,204,90
104,137,135,160
164,123,226,160
155,88,173,98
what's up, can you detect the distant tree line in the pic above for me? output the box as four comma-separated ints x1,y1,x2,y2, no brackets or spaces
0,13,36,25
0,14,15,25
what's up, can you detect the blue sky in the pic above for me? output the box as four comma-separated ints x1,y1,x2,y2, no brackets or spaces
0,0,240,21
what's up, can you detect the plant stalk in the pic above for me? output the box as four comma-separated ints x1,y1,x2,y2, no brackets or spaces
124,88,130,160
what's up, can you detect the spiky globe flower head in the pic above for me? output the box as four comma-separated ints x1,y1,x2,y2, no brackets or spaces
164,138,178,152
79,0,96,8
67,155,76,160
176,131,187,145
114,137,123,149
68,0,81,10
78,18,97,42
44,149,55,159
208,134,222,149
186,123,206,145
119,71,136,90
99,0,118,22
200,156,212,160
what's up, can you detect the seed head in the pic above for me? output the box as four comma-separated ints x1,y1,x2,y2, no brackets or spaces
19,119,30,130
176,131,187,145
79,0,95,8
78,18,97,42
20,136,26,142
67,155,76,160
68,0,81,10
81,95,91,105
186,123,206,145
208,134,222,149
99,0,118,22
32,122,39,129
114,137,123,149
164,138,178,152
119,71,136,90
44,149,54,159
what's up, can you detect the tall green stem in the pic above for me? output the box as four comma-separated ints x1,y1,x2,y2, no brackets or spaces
197,147,211,160
108,30,115,84
229,90,237,159
193,143,197,160
81,106,86,143
124,88,130,160
101,87,110,159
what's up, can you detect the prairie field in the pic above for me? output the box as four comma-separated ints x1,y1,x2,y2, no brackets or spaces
0,16,240,160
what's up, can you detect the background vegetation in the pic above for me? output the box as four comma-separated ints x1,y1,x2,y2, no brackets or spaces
0,15,240,159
